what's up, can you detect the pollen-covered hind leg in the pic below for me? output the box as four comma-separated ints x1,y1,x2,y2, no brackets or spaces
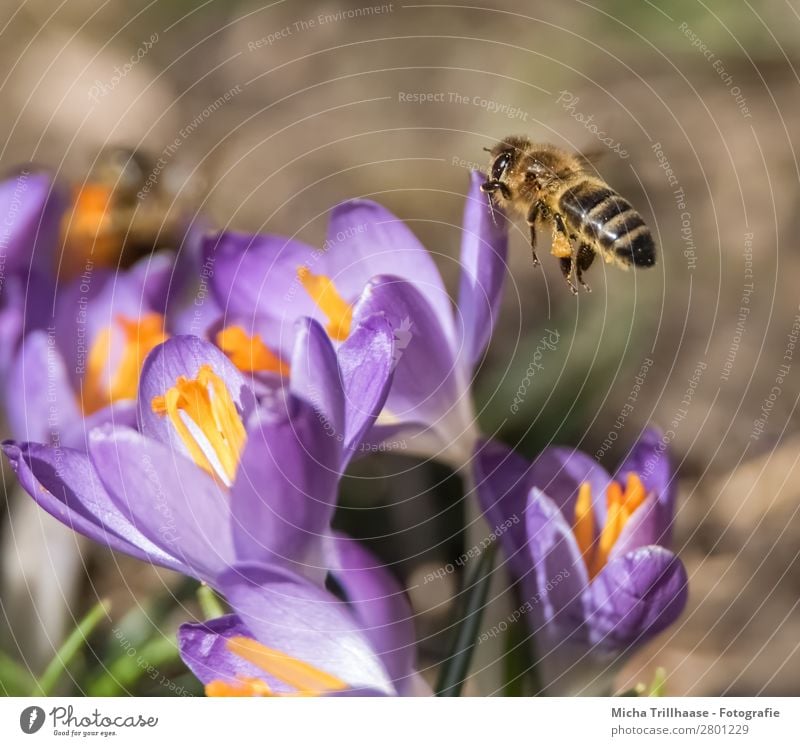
576,243,595,292
550,213,573,259
559,257,578,295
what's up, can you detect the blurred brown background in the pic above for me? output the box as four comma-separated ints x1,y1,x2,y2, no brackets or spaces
1,0,799,695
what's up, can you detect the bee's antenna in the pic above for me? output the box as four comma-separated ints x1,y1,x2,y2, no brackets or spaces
482,147,492,153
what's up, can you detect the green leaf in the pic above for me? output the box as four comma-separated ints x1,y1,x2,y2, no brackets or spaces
0,651,35,696
32,599,111,696
435,542,497,696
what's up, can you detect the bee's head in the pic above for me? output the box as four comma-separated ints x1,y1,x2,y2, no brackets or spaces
480,137,530,200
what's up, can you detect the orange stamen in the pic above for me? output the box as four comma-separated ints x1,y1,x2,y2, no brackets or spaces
205,676,273,697
151,364,246,485
297,266,353,341
572,482,594,567
215,325,290,376
83,313,168,415
574,473,650,579
209,636,348,697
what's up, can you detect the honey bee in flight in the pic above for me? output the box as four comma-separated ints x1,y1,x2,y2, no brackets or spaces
61,147,190,279
481,136,656,293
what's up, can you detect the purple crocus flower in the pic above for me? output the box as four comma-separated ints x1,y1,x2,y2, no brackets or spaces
4,252,175,449
474,428,688,691
179,536,425,697
2,323,395,586
203,172,508,466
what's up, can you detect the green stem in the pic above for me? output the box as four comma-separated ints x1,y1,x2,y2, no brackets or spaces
435,542,497,696
32,599,111,696
197,584,225,620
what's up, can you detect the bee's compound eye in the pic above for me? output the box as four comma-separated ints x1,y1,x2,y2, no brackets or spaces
491,150,513,181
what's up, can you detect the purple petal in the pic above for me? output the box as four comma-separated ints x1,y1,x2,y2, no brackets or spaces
336,314,395,461
525,488,589,638
88,426,235,583
126,250,177,314
1,440,185,572
58,401,139,452
288,317,345,445
178,614,294,694
472,438,533,578
5,330,80,444
229,401,341,570
608,493,660,563
323,200,456,348
587,545,688,652
528,446,613,531
616,427,676,544
456,171,509,367
330,534,416,691
137,335,255,448
219,563,396,694
353,276,461,430
0,171,55,272
206,231,321,324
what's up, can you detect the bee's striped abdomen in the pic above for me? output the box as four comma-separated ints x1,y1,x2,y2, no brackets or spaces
559,179,656,267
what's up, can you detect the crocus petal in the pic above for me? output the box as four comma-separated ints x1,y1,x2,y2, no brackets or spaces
0,171,54,272
178,614,294,694
608,492,660,563
587,545,688,652
473,438,533,578
353,276,461,432
528,446,613,530
616,427,677,544
289,317,345,446
58,401,139,452
127,250,177,314
138,335,255,447
219,563,396,695
323,200,456,349
330,534,416,692
206,231,321,325
336,314,395,462
525,488,589,636
1,440,186,573
229,402,340,571
456,171,509,367
88,426,235,583
5,330,80,444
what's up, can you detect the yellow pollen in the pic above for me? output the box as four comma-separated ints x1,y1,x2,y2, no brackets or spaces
572,473,648,579
204,636,348,697
297,265,353,341
215,325,290,376
83,313,168,415
151,364,246,484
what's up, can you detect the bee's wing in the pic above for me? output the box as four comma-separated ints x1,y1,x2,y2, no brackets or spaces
574,147,611,175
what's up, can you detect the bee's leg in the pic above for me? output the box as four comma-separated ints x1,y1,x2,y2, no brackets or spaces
559,257,578,295
550,213,573,260
576,243,595,292
525,201,544,267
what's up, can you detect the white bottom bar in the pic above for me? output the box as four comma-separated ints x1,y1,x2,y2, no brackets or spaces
0,697,797,744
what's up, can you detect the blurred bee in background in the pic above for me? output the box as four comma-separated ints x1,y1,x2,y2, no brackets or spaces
60,147,195,279
481,135,656,293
